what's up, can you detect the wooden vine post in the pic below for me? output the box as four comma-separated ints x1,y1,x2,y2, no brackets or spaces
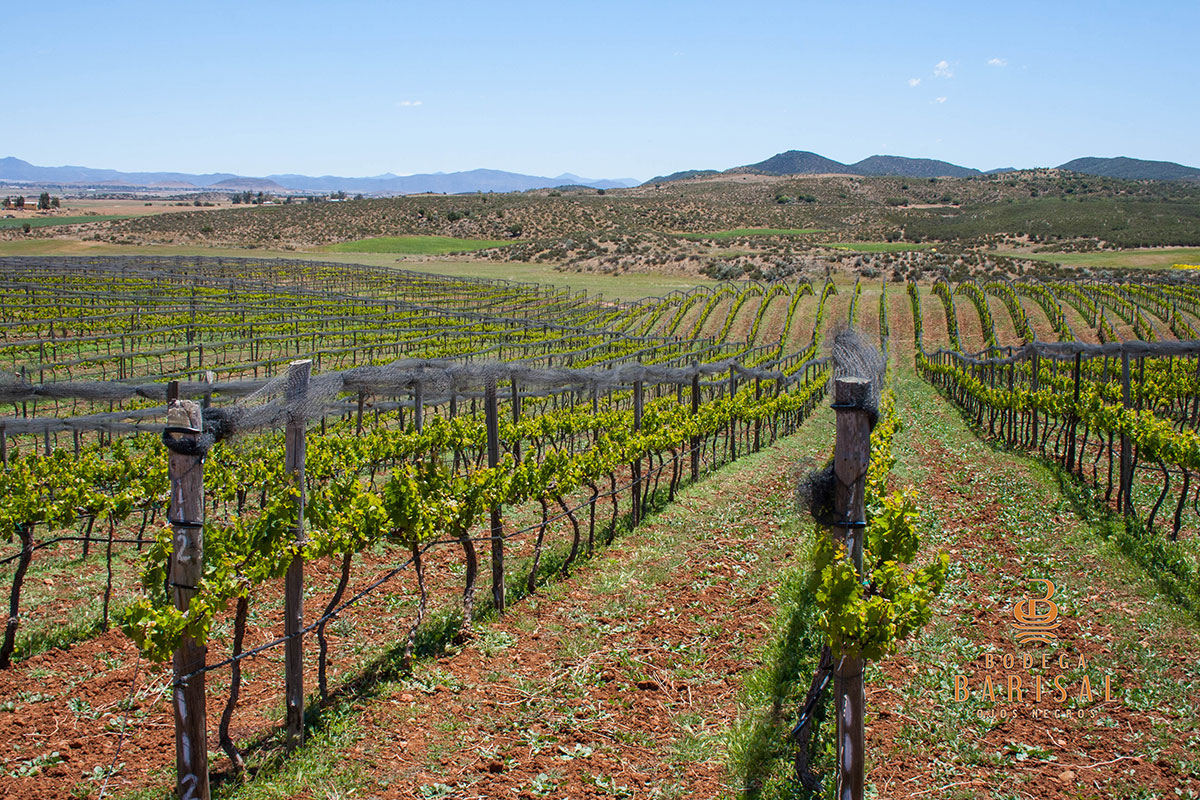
832,377,870,800
728,367,738,460
165,381,210,800
631,379,644,525
690,366,700,482
284,359,311,752
754,376,762,452
414,381,424,433
1029,350,1040,447
1191,356,1200,429
1119,351,1133,516
1067,353,1082,472
511,381,522,463
485,380,505,614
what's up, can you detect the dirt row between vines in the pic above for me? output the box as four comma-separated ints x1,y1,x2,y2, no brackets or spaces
252,418,833,800
0,414,834,800
865,293,1200,798
0,455,651,800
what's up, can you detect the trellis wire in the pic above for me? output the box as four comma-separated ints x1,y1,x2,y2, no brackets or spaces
0,355,829,437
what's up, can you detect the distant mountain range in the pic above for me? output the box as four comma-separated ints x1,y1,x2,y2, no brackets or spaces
647,150,1200,183
0,157,638,194
3,152,1198,196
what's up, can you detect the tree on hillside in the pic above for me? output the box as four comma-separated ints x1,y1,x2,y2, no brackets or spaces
1,197,11,210
50,197,60,208
15,196,25,210
37,192,51,210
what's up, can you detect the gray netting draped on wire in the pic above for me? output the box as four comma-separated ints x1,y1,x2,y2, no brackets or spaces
797,325,883,526
0,376,268,405
830,324,884,422
928,338,1200,367
1,355,829,438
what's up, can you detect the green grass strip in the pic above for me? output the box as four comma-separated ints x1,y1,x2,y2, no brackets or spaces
727,555,827,799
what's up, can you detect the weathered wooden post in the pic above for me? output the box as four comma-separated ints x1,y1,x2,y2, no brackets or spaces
485,380,505,614
728,366,738,460
1029,350,1040,449
1190,356,1200,429
832,376,870,800
165,381,210,800
631,379,644,525
414,381,424,433
690,365,700,482
1067,352,1082,471
511,380,522,463
284,359,311,752
1007,356,1016,446
754,376,762,451
1119,350,1133,515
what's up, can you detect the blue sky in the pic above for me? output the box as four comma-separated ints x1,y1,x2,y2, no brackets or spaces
8,1,1198,181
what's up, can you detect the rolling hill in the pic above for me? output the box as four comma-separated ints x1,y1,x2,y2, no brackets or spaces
731,150,849,175
647,151,1200,184
850,155,980,178
651,150,986,183
1056,156,1200,181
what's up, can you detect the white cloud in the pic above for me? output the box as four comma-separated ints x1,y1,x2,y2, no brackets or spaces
934,96,947,104
397,100,423,107
908,77,921,87
933,60,953,78
987,57,1008,67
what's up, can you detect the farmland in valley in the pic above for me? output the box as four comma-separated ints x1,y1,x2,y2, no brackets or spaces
0,215,131,230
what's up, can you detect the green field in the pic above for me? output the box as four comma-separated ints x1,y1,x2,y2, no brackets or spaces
997,246,1200,270
0,214,129,229
673,227,826,240
828,241,932,252
325,235,513,254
